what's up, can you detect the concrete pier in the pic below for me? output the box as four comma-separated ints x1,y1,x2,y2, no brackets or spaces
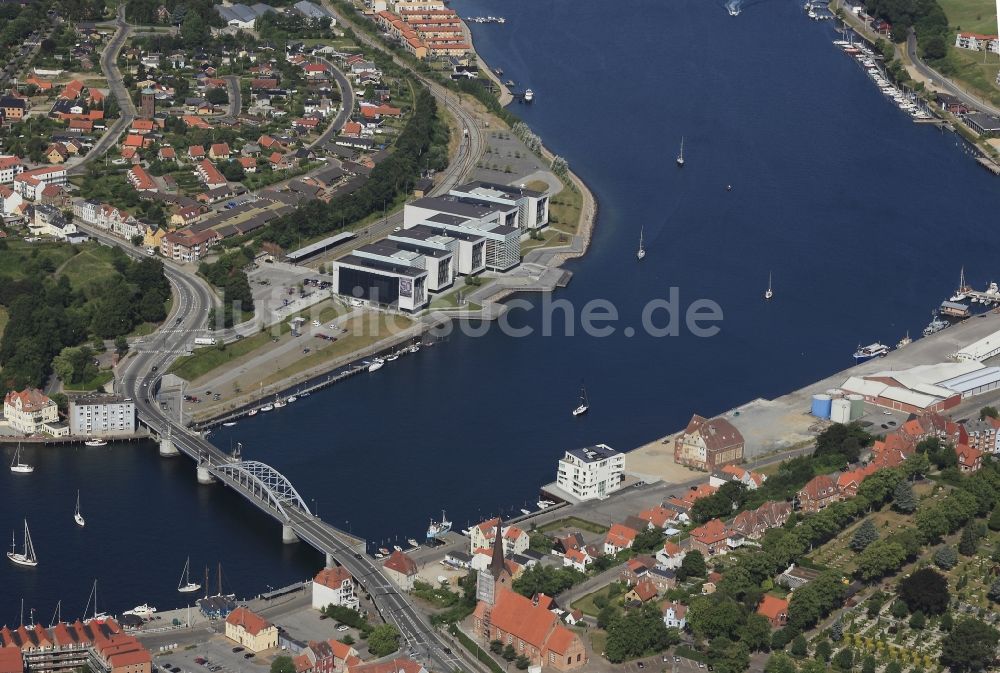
283,524,299,544
196,464,216,484
159,436,180,457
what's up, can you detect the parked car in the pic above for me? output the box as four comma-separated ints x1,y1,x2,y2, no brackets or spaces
336,625,349,632
231,647,243,654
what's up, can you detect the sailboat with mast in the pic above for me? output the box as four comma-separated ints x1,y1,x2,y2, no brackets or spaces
572,385,590,416
676,137,685,166
950,266,972,302
10,444,33,474
764,271,773,300
8,519,38,567
74,490,85,527
636,227,646,260
177,557,201,593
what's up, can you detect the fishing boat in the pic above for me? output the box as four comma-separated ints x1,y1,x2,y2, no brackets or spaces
177,557,201,594
10,445,33,474
853,342,890,362
764,271,773,300
636,227,646,260
368,357,385,373
572,385,589,416
523,89,534,103
272,395,286,409
260,403,274,412
74,490,85,527
676,137,685,166
426,511,453,541
896,332,912,349
84,437,107,447
7,520,37,567
407,538,419,548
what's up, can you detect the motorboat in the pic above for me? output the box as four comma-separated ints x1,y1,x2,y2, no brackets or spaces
273,396,286,409
247,409,258,416
368,357,385,372
74,490,85,527
520,508,531,515
407,538,419,548
537,499,555,509
286,395,297,403
393,545,403,552
378,547,390,556
260,404,274,412
10,445,33,474
386,353,399,362
223,422,237,427
409,344,420,354
676,137,685,166
123,604,157,619
896,332,912,349
84,438,107,447
523,89,534,103
636,227,645,260
853,342,890,362
7,520,37,567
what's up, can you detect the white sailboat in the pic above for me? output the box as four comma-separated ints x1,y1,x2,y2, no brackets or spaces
676,137,685,166
764,271,773,300
636,227,646,260
10,444,33,474
7,520,38,567
74,490,85,527
177,557,201,593
572,385,589,416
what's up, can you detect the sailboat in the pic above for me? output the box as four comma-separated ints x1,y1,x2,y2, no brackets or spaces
7,519,38,567
10,444,33,474
572,385,589,416
177,557,201,593
896,331,912,349
764,271,773,300
74,490,85,527
676,137,685,166
636,227,646,260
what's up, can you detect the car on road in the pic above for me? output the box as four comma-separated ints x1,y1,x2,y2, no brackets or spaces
243,653,254,660
336,625,349,632
194,658,206,665
393,226,402,232
152,365,158,372
231,647,243,653
312,320,320,327
882,410,892,415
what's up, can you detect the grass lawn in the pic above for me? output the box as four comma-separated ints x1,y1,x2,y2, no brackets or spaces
937,46,1000,109
528,178,582,233
427,288,482,311
938,0,998,34
58,242,124,288
571,585,616,617
539,516,609,535
168,330,280,381
588,629,607,658
0,240,78,280
63,370,113,392
808,509,914,574
0,306,7,341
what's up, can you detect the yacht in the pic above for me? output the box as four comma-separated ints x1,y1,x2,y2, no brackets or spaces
853,342,890,362
407,538,419,548
426,511,453,541
10,445,33,474
676,137,685,166
368,357,385,372
636,227,646,260
177,557,201,594
7,520,37,567
84,438,107,447
764,271,773,300
123,604,157,619
74,490,85,527
259,403,274,412
247,409,258,416
537,499,555,509
523,89,534,103
572,385,589,416
896,332,912,349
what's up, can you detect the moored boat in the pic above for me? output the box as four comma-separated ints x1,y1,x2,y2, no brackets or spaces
426,510,453,541
7,520,37,567
853,342,890,362
84,437,107,447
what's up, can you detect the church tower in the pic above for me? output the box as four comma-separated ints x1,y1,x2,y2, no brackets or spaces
475,516,511,639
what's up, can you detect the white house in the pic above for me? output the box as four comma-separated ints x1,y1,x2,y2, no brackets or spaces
655,541,687,570
468,518,528,556
3,388,59,434
662,602,687,630
0,185,24,217
562,548,592,572
955,32,1000,53
311,567,359,610
69,395,136,437
31,204,76,240
555,444,625,501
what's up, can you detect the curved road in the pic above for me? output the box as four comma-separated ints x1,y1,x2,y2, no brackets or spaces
223,75,242,118
308,56,355,150
906,29,1000,117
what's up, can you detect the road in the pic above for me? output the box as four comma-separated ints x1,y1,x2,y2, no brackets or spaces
905,28,1000,117
308,56,355,150
69,5,135,175
223,75,241,118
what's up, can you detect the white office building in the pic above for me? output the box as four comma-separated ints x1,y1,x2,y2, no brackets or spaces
69,395,136,437
448,180,549,232
353,239,454,293
555,444,625,501
404,196,520,271
389,224,486,277
331,254,428,311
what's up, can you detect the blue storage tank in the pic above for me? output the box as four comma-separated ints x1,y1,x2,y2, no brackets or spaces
811,393,832,418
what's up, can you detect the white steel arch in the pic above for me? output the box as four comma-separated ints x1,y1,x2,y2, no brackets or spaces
210,460,311,520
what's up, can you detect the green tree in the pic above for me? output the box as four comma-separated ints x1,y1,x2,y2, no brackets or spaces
677,549,706,580
743,613,773,652
181,11,209,47
960,525,980,556
890,599,909,619
604,603,679,663
501,644,515,662
832,647,854,671
903,452,930,480
898,568,949,615
855,540,905,581
270,657,295,673
980,406,999,420
764,653,796,673
892,481,917,513
909,611,926,629
884,663,902,673
830,619,843,642
940,612,954,632
366,624,400,657
687,596,745,641
790,635,807,657
934,545,958,569
815,640,832,662
988,506,1000,532
489,640,502,654
514,655,529,670
861,655,876,673
940,618,1000,672
987,579,1000,603
850,519,878,551
114,335,129,355
205,87,229,105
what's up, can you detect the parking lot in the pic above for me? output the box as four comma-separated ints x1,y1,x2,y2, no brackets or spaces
153,635,271,673
247,262,327,324
617,654,710,673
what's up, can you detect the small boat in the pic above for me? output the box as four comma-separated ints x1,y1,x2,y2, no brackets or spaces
378,547,390,555
923,317,949,336
520,508,531,515
7,520,37,567
676,137,684,166
260,404,274,412
726,184,733,191
764,271,773,300
74,490,85,527
385,353,399,362
407,538,419,548
896,332,911,349
84,437,107,447
426,510,453,541
223,422,237,427
300,392,310,397
393,545,403,552
368,357,385,372
177,557,201,594
286,395,297,403
374,552,385,559
636,227,646,260
523,88,534,103
409,344,420,354
273,395,286,409
247,409,258,416
124,604,157,619
537,499,555,509
853,342,890,362
572,385,589,416
10,445,33,474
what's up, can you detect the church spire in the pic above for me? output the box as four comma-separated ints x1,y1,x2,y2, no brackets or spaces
489,516,506,579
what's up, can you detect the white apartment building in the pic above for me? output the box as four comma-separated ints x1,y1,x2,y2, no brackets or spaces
955,32,1000,53
4,388,60,434
0,156,25,184
556,444,625,501
69,395,136,437
404,195,520,271
311,567,359,610
448,180,549,232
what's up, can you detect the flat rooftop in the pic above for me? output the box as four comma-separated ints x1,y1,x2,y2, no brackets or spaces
411,195,511,219
337,254,426,278
565,443,620,464
455,179,545,199
402,223,484,244
287,232,357,261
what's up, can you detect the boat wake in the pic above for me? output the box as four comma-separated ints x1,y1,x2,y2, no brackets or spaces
725,0,742,15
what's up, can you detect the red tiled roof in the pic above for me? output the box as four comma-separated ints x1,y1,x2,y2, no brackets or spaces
690,518,728,545
383,550,417,576
314,567,353,589
225,607,272,636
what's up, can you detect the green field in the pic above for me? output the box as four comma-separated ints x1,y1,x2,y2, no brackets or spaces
0,306,8,341
938,46,1000,108
938,0,998,34
538,517,609,535
168,330,282,381
0,240,78,280
57,243,125,288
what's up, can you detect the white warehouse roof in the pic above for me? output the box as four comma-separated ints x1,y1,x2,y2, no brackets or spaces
955,328,1000,362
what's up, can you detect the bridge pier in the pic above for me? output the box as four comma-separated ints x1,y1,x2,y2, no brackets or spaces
282,524,299,544
326,553,335,568
197,464,216,484
159,436,180,457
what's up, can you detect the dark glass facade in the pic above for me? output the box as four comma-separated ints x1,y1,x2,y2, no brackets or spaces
337,266,400,306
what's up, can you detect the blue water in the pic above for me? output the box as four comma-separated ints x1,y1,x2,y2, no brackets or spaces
4,0,1000,621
